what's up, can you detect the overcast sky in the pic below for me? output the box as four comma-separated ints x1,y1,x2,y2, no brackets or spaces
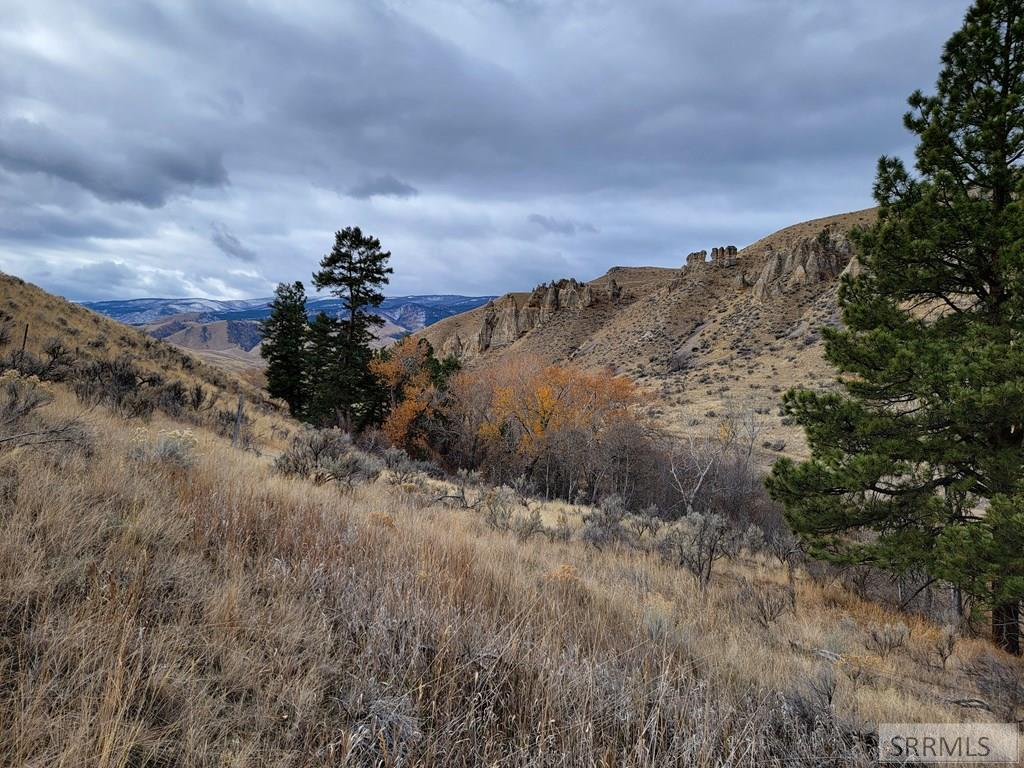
0,0,969,301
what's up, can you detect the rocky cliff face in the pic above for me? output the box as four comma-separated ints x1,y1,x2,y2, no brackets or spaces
749,230,853,301
456,277,619,357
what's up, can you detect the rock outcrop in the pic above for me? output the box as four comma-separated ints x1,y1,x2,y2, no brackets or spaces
711,245,738,267
685,245,737,268
750,231,852,301
473,278,614,354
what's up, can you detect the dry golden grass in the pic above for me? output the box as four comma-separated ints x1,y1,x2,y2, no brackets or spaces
1,374,1020,767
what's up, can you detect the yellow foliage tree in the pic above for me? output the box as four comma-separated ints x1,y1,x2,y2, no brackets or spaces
369,337,437,454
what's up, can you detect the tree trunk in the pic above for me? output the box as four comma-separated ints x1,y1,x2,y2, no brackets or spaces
992,600,1021,656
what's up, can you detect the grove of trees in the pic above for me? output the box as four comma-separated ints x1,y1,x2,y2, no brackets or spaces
261,227,393,428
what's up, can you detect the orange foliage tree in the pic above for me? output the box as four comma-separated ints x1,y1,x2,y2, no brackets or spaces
439,356,651,501
369,337,440,455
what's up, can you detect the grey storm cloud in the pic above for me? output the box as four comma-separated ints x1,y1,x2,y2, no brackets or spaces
0,119,228,208
210,222,258,262
348,175,419,200
0,0,973,301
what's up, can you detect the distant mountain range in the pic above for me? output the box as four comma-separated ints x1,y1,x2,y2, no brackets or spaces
82,294,495,328
81,294,495,372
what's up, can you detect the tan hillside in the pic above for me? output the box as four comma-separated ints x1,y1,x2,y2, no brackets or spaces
143,312,407,381
0,272,286,431
420,208,878,456
145,315,266,373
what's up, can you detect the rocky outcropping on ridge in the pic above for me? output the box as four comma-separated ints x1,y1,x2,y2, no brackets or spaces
749,230,853,301
473,277,621,354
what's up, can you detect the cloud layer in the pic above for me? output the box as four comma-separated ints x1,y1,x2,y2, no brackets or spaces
0,0,970,301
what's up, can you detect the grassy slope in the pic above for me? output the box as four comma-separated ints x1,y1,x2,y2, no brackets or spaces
0,275,1020,766
0,272,289,444
3,386,1020,765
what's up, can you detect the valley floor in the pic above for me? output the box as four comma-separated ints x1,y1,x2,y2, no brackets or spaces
1,381,1019,767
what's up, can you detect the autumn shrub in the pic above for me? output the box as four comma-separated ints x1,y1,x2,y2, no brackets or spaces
370,336,455,456
431,357,787,536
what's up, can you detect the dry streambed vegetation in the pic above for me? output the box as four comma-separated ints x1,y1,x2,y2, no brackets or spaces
0,372,1021,767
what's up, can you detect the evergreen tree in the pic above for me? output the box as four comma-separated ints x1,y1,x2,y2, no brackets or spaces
260,281,308,417
767,0,1024,655
304,311,344,426
310,227,393,427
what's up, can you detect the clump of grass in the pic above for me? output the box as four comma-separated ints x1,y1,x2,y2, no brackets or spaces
129,428,199,468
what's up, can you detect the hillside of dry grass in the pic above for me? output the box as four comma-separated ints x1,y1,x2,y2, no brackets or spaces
1,276,1021,766
0,272,288,442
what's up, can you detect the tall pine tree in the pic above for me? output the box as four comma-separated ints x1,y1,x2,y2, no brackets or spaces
310,227,393,427
260,281,308,418
304,310,344,426
767,0,1024,655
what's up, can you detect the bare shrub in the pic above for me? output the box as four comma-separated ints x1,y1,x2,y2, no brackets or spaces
188,383,218,412
210,407,256,451
347,695,422,765
931,627,958,670
40,337,75,381
544,510,575,543
435,468,483,509
864,622,910,658
625,504,663,540
743,580,793,629
130,429,199,469
841,660,879,695
0,371,89,452
789,666,838,729
659,513,757,588
382,446,439,484
579,494,630,549
482,486,516,532
384,446,419,485
275,428,380,487
512,508,545,541
72,355,162,418
319,452,383,489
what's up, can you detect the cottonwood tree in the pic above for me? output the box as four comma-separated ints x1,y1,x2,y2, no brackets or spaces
310,227,393,427
369,337,457,455
768,0,1024,654
260,281,308,417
